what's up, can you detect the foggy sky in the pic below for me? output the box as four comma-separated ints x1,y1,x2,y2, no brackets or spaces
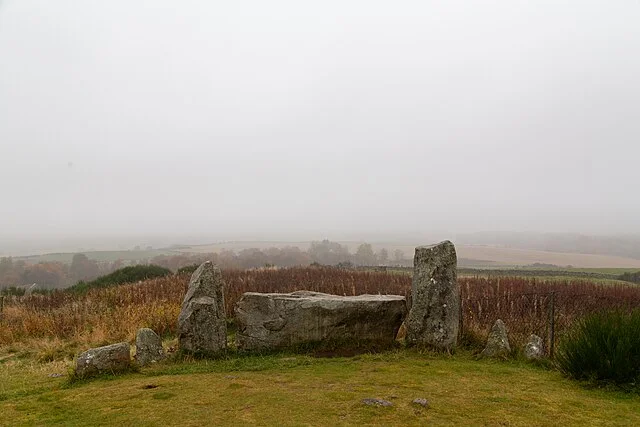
1,1,639,249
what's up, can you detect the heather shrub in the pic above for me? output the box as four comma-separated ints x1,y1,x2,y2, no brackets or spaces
556,309,640,388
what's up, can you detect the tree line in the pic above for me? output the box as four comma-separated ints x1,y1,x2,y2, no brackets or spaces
0,240,409,290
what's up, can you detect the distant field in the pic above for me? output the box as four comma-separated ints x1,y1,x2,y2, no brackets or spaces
9,241,640,270
456,245,640,269
456,269,631,285
178,241,640,269
15,250,176,264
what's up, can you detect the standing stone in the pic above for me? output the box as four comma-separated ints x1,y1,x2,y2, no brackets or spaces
481,319,511,358
405,241,459,350
523,334,544,360
135,328,166,366
178,261,227,355
75,342,131,378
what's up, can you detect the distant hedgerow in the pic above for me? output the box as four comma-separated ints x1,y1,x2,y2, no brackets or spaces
619,271,640,284
556,309,640,389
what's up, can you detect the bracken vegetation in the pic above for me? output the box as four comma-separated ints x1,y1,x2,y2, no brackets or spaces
1,267,639,359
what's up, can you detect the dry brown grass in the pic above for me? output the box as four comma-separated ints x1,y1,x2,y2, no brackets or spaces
1,267,639,358
0,275,185,352
0,267,409,352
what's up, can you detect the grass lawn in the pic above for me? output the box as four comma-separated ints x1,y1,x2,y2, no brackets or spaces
1,350,639,426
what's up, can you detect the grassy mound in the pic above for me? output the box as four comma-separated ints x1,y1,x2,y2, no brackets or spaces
69,265,172,293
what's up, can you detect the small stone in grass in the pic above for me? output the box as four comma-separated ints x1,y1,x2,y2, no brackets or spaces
362,398,393,407
412,398,429,407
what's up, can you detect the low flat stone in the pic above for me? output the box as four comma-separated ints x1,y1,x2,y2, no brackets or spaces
135,328,166,366
524,334,544,360
235,291,406,351
412,398,429,407
75,342,131,378
362,398,393,407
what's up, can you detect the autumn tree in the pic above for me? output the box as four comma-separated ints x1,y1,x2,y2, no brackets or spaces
377,248,389,265
394,249,405,263
69,253,100,282
308,240,351,265
355,243,376,266
21,262,67,288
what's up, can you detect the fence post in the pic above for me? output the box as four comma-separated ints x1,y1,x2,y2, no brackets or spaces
548,292,556,358
0,295,4,322
458,296,464,340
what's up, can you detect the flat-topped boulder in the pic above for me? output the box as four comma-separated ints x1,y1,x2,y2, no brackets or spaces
235,291,406,351
75,342,131,378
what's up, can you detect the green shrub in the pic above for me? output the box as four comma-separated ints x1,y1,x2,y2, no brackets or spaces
176,264,200,275
68,265,172,293
0,286,25,296
556,310,640,388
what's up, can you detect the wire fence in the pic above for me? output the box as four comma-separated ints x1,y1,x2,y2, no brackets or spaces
461,291,640,357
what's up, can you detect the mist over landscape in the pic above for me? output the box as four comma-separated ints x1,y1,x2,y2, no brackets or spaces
4,3,640,423
1,0,640,258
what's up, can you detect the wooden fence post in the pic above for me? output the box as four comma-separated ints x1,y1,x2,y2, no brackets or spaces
548,292,556,358
458,296,464,341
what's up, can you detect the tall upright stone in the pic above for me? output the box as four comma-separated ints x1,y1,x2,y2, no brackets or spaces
178,261,227,355
406,241,459,350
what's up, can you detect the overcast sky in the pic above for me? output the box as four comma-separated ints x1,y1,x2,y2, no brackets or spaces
1,1,639,250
